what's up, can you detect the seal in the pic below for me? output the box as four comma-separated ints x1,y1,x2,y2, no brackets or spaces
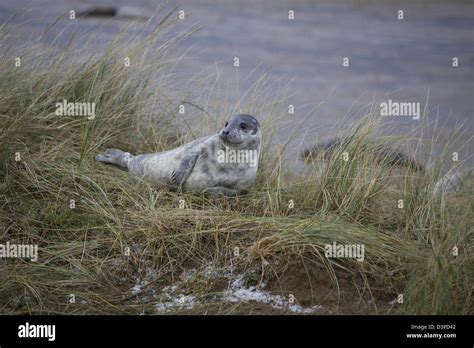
95,114,261,196
301,137,424,172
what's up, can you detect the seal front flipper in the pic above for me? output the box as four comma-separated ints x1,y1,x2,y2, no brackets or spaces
170,151,200,188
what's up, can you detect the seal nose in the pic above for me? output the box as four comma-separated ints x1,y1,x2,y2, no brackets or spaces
222,130,229,135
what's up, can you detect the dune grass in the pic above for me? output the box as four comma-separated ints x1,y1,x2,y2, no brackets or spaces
0,11,472,315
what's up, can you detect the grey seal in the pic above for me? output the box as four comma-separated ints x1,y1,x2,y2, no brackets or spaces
301,137,424,172
95,114,261,196
301,137,472,195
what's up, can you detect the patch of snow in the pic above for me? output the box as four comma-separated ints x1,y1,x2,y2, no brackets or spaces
161,284,178,294
222,275,322,314
130,266,161,295
130,284,143,295
153,266,322,314
155,294,197,312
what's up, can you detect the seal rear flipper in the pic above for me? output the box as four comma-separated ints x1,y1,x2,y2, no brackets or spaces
95,148,133,170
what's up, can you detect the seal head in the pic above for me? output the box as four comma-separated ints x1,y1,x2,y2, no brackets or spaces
219,114,260,148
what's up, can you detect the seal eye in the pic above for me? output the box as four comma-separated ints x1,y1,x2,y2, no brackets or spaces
224,122,228,127
240,123,247,130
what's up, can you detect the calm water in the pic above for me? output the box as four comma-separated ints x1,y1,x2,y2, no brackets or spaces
2,0,473,168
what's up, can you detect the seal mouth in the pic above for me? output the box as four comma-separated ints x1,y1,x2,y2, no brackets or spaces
219,133,244,145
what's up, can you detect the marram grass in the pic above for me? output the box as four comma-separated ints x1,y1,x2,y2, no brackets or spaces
0,12,472,315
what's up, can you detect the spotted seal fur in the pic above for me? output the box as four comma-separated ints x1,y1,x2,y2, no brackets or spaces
95,114,261,196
